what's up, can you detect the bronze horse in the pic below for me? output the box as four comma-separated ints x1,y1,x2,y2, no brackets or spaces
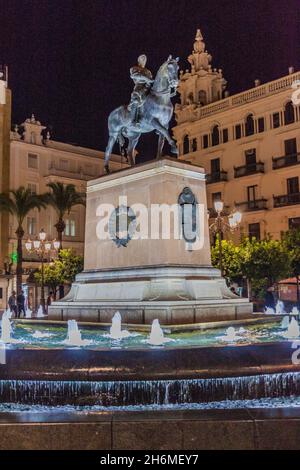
104,56,179,173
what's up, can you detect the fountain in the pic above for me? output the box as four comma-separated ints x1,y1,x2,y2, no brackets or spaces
291,306,300,317
283,317,300,339
281,315,290,329
31,330,52,339
220,326,242,342
0,311,12,343
25,308,32,319
36,305,46,318
276,300,285,315
63,319,91,346
3,308,12,319
148,319,172,346
265,306,275,315
108,311,131,339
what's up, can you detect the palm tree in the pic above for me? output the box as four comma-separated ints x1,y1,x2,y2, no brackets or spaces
46,182,86,299
46,182,86,248
0,187,48,295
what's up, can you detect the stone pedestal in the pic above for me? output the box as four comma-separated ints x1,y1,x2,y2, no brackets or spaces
49,158,252,324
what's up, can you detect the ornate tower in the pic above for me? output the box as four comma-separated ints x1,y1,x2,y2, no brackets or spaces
175,29,227,122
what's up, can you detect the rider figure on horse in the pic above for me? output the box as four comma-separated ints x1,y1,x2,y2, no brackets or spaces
128,54,153,127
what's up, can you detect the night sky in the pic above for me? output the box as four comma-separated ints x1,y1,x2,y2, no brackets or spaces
1,0,300,161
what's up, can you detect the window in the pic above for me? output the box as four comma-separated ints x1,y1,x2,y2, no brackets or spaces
287,177,299,195
249,223,260,240
284,101,295,125
289,217,300,230
245,148,257,166
28,153,38,169
245,114,255,136
65,219,76,237
284,138,297,156
191,138,197,152
235,124,242,139
211,158,220,175
0,288,3,299
222,128,228,143
258,117,265,133
183,135,189,154
198,90,207,106
30,132,36,144
247,186,258,210
211,125,220,146
273,112,280,129
59,159,69,171
203,134,209,149
212,192,222,205
28,183,37,195
27,217,36,236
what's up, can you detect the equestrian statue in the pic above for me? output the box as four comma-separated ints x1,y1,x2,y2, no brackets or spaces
104,54,179,174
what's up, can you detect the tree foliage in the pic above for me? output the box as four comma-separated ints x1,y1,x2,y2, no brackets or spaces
35,249,83,295
211,236,292,299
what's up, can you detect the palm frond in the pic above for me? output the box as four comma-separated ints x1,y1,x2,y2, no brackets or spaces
46,182,86,218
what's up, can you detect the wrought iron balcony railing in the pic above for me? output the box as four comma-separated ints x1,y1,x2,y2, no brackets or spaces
272,152,300,170
206,171,228,184
273,192,300,207
235,198,268,212
234,162,264,178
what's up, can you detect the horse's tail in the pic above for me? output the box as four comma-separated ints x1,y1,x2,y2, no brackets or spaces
118,128,127,159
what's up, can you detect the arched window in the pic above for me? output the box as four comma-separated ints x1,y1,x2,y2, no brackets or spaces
245,114,255,136
198,90,207,106
183,135,190,154
187,92,194,104
30,132,36,144
211,125,220,146
284,101,295,125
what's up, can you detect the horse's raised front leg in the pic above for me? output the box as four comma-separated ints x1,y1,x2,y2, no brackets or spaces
151,119,178,155
127,133,141,166
156,133,165,159
104,134,118,174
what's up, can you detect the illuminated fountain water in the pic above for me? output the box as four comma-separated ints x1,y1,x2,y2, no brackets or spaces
276,300,285,315
265,307,275,315
31,330,52,339
220,326,242,343
63,319,91,346
283,317,300,339
148,319,172,346
108,312,131,340
291,306,300,317
25,308,32,319
3,309,12,319
0,311,12,343
281,315,290,329
36,306,46,318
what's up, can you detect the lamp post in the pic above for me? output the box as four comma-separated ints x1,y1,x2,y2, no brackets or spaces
209,201,242,276
25,229,60,314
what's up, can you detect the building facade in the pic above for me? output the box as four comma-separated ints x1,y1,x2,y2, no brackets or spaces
0,109,125,310
173,29,300,242
0,66,12,309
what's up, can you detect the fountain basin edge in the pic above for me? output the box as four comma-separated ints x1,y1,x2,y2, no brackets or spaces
0,342,299,382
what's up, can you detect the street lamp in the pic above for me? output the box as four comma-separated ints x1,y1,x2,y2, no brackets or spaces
25,229,60,314
209,201,242,276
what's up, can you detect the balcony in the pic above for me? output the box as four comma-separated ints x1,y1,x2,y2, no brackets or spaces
235,199,268,212
206,171,228,184
46,162,96,181
272,152,300,170
234,162,264,178
273,192,300,208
